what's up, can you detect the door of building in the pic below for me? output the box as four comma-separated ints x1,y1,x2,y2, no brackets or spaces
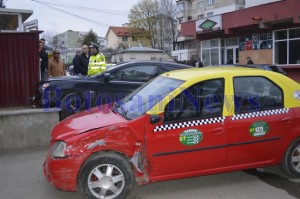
225,47,239,64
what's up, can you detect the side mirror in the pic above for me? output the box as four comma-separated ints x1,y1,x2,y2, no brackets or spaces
103,73,111,83
150,114,161,124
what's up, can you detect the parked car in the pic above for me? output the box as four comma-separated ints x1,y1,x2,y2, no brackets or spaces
205,64,287,75
44,67,300,199
34,61,192,120
236,64,287,75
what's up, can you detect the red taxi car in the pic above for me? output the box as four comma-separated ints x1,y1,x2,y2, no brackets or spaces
44,67,300,199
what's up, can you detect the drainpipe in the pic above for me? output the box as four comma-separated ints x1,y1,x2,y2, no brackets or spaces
18,14,23,32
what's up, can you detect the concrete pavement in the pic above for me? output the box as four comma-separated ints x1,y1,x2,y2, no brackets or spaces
0,146,298,199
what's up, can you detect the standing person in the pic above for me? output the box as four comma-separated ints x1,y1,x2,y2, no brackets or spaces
39,40,48,80
48,50,66,77
72,50,81,75
196,58,204,68
88,43,106,76
76,45,89,76
190,58,196,67
226,55,233,64
246,57,254,64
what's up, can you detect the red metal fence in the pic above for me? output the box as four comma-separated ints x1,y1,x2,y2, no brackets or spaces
0,32,40,108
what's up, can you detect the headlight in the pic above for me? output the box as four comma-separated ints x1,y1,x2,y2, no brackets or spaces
50,141,67,158
42,83,49,89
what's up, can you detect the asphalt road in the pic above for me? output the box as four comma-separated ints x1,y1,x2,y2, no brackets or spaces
0,146,299,199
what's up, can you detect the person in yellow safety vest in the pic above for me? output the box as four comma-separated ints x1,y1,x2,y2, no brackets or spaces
88,43,106,76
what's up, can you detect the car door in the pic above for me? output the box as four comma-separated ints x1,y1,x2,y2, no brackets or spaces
146,78,228,177
94,64,158,106
227,75,294,166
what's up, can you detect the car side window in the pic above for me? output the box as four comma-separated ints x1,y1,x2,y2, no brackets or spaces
233,76,284,114
110,65,157,82
159,65,181,74
164,78,225,123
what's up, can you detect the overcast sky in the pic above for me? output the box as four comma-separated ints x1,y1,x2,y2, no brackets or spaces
6,0,140,37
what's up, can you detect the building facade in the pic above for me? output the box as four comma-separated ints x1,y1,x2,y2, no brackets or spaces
105,27,143,50
172,0,245,61
53,30,88,49
180,0,300,81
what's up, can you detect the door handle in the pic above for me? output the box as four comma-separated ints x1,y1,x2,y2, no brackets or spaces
281,117,292,123
212,127,224,134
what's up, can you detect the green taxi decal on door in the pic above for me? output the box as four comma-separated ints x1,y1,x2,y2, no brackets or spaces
249,121,270,137
179,129,203,146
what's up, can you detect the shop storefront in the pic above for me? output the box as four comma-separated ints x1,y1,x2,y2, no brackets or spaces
181,0,300,81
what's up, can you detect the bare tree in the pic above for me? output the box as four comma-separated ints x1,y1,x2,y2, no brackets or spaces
158,0,177,51
128,0,176,51
128,0,160,48
41,31,58,47
0,0,7,8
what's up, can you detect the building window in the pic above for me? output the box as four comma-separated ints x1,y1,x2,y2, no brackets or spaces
178,17,183,24
197,1,204,9
207,0,214,6
198,14,204,19
274,28,300,65
201,39,220,66
206,12,213,17
122,36,128,41
225,38,238,47
178,42,184,50
176,3,184,12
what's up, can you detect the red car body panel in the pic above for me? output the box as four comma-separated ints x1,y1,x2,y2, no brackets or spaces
44,105,147,191
44,107,300,191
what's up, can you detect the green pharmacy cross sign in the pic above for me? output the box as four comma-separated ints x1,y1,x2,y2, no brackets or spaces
199,19,217,31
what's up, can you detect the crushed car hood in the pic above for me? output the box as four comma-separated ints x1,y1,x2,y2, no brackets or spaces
52,106,127,140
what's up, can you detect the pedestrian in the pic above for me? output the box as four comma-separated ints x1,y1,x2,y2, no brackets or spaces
72,50,81,75
88,42,106,76
76,45,89,76
226,55,233,64
246,57,254,64
190,58,196,67
196,58,203,67
48,50,66,77
39,40,48,80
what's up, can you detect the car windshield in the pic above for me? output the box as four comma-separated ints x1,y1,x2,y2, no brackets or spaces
115,76,184,120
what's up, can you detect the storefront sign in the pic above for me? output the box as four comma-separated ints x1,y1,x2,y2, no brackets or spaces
196,15,222,33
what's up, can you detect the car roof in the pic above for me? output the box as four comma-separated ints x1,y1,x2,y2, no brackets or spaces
105,61,192,72
160,66,276,81
206,64,287,75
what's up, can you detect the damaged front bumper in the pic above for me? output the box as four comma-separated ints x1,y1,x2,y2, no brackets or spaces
43,152,85,191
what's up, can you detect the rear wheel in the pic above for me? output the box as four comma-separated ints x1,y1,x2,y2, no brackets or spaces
280,138,300,177
78,152,134,199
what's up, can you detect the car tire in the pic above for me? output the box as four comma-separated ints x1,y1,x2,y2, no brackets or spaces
280,138,300,178
77,152,134,199
59,93,83,120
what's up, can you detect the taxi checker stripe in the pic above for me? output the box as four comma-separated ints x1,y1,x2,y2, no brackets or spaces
153,117,225,132
231,108,289,120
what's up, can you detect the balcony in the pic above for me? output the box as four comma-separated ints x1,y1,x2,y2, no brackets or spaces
177,36,194,42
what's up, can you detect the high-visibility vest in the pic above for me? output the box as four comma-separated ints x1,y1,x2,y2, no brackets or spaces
88,53,106,76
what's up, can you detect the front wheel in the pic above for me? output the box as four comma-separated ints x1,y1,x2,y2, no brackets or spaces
280,139,300,178
78,152,134,199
